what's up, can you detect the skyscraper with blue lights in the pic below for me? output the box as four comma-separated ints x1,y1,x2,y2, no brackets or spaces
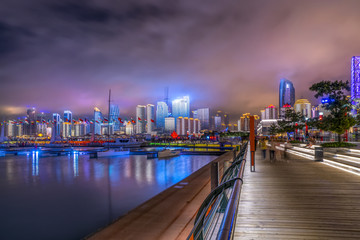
109,104,120,131
63,110,72,138
156,101,169,129
172,96,190,121
351,56,360,103
279,78,295,108
52,113,61,138
94,107,102,135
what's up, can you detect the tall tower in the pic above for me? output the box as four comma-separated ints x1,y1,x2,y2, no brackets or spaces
351,56,360,103
25,108,37,136
172,96,190,121
52,113,61,138
279,78,295,108
136,105,146,134
146,104,155,134
63,110,72,138
194,108,210,130
94,107,102,135
109,104,120,131
156,101,169,129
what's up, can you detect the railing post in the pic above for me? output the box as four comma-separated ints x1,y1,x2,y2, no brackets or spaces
211,162,219,191
233,149,237,161
249,116,255,172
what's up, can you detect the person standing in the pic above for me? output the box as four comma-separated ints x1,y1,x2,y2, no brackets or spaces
259,138,267,159
269,139,276,162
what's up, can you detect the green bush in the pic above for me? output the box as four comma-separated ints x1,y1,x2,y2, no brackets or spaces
320,142,357,148
289,140,303,144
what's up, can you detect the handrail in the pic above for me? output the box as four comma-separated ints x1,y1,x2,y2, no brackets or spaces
187,142,248,240
218,152,246,240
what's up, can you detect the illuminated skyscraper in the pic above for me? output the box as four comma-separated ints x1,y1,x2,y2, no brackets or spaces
193,108,209,130
156,101,169,129
25,108,37,136
294,99,312,119
279,78,295,108
94,107,102,135
165,117,175,133
63,110,72,138
214,114,222,131
52,113,61,138
136,105,146,134
351,56,360,103
146,104,155,134
172,96,190,121
109,104,120,131
264,105,278,119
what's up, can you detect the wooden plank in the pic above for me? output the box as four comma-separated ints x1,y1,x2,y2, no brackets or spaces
234,150,360,239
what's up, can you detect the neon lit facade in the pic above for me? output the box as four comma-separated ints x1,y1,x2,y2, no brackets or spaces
279,78,295,108
351,56,360,103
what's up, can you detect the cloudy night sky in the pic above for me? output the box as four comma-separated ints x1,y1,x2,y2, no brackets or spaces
1,0,360,119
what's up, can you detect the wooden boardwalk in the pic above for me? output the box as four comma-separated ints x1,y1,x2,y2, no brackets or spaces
235,150,360,239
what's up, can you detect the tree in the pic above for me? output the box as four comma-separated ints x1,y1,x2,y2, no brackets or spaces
309,80,356,142
270,109,305,139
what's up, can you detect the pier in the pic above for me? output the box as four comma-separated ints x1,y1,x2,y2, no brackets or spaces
187,144,360,239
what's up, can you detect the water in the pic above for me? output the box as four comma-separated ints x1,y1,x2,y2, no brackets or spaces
0,152,216,240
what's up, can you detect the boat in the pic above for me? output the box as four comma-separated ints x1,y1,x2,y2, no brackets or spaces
97,149,129,157
158,149,180,158
108,138,143,148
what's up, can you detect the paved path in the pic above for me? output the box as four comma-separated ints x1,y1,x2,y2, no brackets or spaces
235,150,360,239
87,151,234,240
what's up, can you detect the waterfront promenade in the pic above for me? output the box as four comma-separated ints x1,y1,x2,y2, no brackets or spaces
235,149,360,239
87,151,235,240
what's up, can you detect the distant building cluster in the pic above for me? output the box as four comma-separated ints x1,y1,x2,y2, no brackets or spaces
0,94,240,140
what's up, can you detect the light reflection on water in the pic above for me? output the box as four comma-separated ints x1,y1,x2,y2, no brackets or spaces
0,153,216,240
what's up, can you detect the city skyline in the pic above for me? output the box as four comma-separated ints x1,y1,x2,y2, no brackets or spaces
1,1,360,117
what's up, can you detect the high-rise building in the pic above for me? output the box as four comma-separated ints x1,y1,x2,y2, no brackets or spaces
25,108,37,136
109,104,120,131
224,113,230,126
165,117,175,133
7,122,16,137
172,96,190,121
94,107,102,135
279,78,295,108
214,115,222,131
351,56,360,103
52,113,61,138
279,104,292,119
238,113,251,131
146,104,155,134
136,105,146,134
294,99,312,119
264,105,278,120
194,108,210,130
63,110,72,138
156,101,169,129
126,121,135,135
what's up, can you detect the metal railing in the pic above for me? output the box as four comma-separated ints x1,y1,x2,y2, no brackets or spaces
187,142,248,240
